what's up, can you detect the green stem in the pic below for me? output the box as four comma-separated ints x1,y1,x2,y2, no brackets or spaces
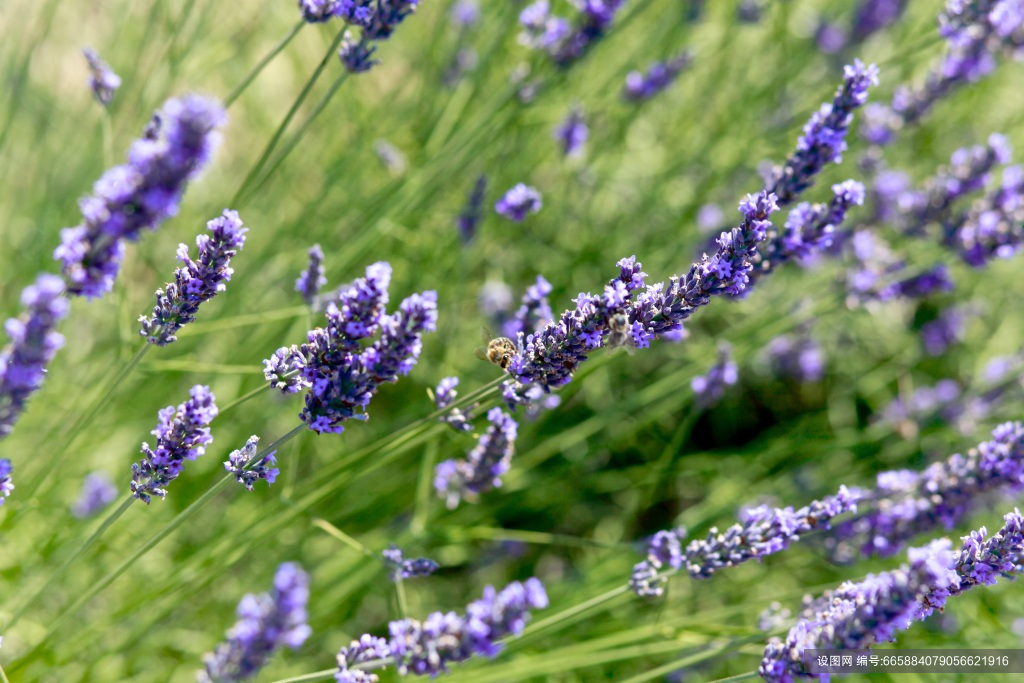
224,20,305,108
8,426,303,672
3,495,135,632
410,435,438,536
244,72,349,199
21,343,151,500
311,518,376,558
269,670,343,683
395,578,409,619
230,25,348,207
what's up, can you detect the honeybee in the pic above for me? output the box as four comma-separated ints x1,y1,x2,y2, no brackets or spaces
475,328,517,369
605,312,635,354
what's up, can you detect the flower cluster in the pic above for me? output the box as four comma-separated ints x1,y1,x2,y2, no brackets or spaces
0,459,12,506
502,191,778,406
55,94,225,298
335,635,390,683
435,407,518,508
200,562,312,683
139,209,248,346
766,60,878,205
71,472,117,518
622,52,693,102
311,1,422,72
518,0,628,66
433,376,475,433
553,105,588,158
765,333,826,383
387,578,547,675
762,509,1024,682
457,175,487,245
503,275,554,339
0,274,69,440
852,0,907,42
263,262,438,434
495,183,542,222
955,163,1024,267
296,244,328,307
630,487,860,596
83,47,121,106
826,422,1024,559
224,436,279,492
691,343,738,408
382,546,439,581
130,385,218,503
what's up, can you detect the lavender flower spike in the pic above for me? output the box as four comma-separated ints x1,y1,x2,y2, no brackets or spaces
71,472,117,518
296,244,327,307
55,94,226,299
457,175,487,245
630,486,860,596
199,562,311,683
382,545,439,581
433,376,475,433
130,385,218,503
139,209,247,346
0,459,13,506
554,105,588,158
623,52,693,102
435,407,518,508
0,274,69,440
503,275,554,339
83,48,121,106
955,163,1024,267
495,183,542,222
336,635,391,683
224,435,279,492
766,60,879,205
826,421,1024,559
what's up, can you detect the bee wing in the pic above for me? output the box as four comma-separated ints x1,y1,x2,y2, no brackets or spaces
474,346,489,362
481,326,494,344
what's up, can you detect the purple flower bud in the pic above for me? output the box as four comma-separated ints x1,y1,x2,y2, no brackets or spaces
0,459,13,506
296,244,328,307
224,435,279,492
55,94,225,298
434,376,476,433
0,274,68,439
83,47,121,106
457,175,487,245
382,545,439,580
623,52,693,102
139,209,248,346
336,634,391,683
495,183,542,222
131,385,218,503
200,562,311,682
554,105,588,158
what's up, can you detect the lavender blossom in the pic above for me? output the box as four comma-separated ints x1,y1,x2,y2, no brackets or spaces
340,33,380,73
762,510,1024,682
766,60,879,205
71,472,117,518
382,546,439,580
435,407,518,508
750,179,865,284
631,487,860,596
296,244,328,307
502,275,554,339
815,22,848,55
954,164,1024,266
336,635,391,683
457,175,487,245
553,105,588,158
329,1,421,72
83,48,121,106
384,579,547,676
852,0,906,42
54,94,225,299
495,183,542,222
224,436,279,492
759,539,960,682
130,385,218,503
691,343,738,408
0,459,12,506
827,422,1024,559
623,52,693,102
263,262,438,434
451,0,479,27
898,134,1012,235
433,376,475,433
766,334,826,382
878,378,962,431
696,203,724,232
199,562,311,683
139,209,248,346
0,274,68,440
876,263,954,301
921,306,970,356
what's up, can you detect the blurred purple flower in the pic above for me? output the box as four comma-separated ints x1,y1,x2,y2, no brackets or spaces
71,472,117,518
554,105,588,158
852,0,906,42
503,275,554,339
0,459,12,506
382,546,439,581
296,244,328,307
623,52,693,102
457,175,487,244
433,376,476,433
83,47,121,106
691,343,738,408
495,183,542,222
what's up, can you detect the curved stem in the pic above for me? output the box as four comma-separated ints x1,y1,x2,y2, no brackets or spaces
225,20,306,108
230,25,348,207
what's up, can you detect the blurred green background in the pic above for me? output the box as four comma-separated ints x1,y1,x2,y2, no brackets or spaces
3,0,1024,680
